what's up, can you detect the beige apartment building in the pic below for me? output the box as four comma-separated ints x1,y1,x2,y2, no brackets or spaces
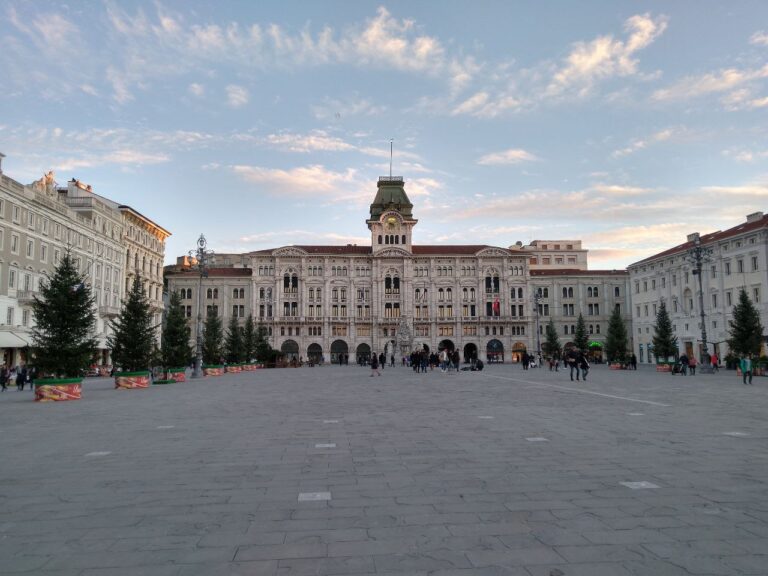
166,176,629,364
0,157,169,368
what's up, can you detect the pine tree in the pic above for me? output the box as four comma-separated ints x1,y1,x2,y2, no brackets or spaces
202,308,224,365
727,288,764,357
242,315,257,362
224,315,245,363
161,291,192,368
574,313,589,353
605,305,629,363
543,318,561,359
652,300,677,362
31,251,97,378
108,276,156,372
254,323,274,362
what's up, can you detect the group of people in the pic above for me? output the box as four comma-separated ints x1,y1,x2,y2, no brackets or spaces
0,365,37,391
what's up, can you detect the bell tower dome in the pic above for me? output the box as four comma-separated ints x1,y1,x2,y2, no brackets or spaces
367,176,417,253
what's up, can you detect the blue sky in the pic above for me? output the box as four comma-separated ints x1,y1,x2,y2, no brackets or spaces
2,1,767,268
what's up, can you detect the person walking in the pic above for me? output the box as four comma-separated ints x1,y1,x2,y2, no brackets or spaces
577,352,590,381
688,355,697,376
378,353,385,371
370,353,381,377
18,366,27,391
678,354,688,376
0,366,7,392
740,354,753,385
711,353,719,372
630,353,638,370
8,366,17,390
566,351,579,381
452,350,460,373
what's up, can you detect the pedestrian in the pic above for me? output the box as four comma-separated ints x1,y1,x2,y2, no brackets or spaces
370,353,381,377
688,355,697,376
711,353,719,372
378,352,385,370
577,352,590,381
28,366,37,391
8,366,17,390
390,354,394,367
567,351,579,381
18,366,27,391
678,354,688,376
0,366,7,392
452,350,460,372
740,354,753,385
630,353,637,370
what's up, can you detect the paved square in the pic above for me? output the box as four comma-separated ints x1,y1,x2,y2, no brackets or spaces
2,364,767,575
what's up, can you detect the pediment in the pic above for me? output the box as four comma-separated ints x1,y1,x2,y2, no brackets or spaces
273,247,308,257
375,248,412,258
476,247,512,258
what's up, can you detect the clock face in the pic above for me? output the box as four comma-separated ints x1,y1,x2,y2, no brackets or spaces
386,216,397,229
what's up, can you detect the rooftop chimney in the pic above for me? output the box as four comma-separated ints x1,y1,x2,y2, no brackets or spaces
746,211,764,223
686,232,700,243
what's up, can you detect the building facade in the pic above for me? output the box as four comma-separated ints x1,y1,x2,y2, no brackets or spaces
0,159,169,368
166,176,630,364
628,212,768,364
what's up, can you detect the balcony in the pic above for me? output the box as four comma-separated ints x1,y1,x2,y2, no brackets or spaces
16,290,38,305
99,305,121,318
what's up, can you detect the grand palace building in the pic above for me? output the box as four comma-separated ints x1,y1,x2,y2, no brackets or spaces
166,176,632,364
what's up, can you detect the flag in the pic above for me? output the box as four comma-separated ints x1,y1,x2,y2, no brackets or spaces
492,297,500,316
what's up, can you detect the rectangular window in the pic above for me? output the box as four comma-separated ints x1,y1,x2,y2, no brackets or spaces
22,309,29,327
712,293,718,308
27,211,34,228
26,239,34,258
6,307,13,325
726,291,732,306
9,269,15,289
752,256,758,271
737,259,744,273
11,234,19,254
0,199,4,218
725,262,731,276
42,218,48,235
40,243,47,263
754,287,760,303
12,205,20,223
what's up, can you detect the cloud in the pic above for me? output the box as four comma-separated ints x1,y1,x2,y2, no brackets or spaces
750,31,768,46
722,148,768,163
652,64,768,104
312,96,385,120
590,184,653,196
546,13,668,98
188,83,205,97
55,150,170,171
230,164,359,197
265,131,355,153
477,149,539,165
612,127,680,158
700,184,768,197
226,84,249,107
236,230,369,248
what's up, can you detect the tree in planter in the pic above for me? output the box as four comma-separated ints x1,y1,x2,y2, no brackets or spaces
161,291,192,369
543,318,561,359
202,308,224,365
108,276,156,373
652,300,677,363
255,323,276,363
224,315,246,363
574,313,589,353
31,251,98,378
605,305,629,363
727,288,764,359
242,315,257,362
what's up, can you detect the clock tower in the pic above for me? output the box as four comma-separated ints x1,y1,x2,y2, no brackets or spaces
367,176,417,253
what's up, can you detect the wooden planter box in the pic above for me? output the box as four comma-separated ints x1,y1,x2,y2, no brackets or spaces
226,365,242,374
166,368,186,383
203,365,224,376
34,378,83,402
115,371,151,389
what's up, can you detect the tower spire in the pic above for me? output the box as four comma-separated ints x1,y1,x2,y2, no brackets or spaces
389,139,393,178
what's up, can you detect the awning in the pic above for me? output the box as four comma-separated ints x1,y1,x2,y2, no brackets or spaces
11,332,32,347
0,332,28,348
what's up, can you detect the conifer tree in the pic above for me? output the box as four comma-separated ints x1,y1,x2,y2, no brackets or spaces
224,315,245,363
544,318,561,359
242,315,257,362
574,313,589,353
254,323,274,362
161,291,192,368
605,305,629,363
108,276,156,372
652,300,677,362
728,288,764,357
202,308,224,365
31,251,97,378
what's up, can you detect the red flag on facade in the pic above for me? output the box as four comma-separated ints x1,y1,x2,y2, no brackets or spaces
493,297,500,315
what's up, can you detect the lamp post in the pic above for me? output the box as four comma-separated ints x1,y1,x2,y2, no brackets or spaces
189,234,214,379
685,234,713,365
533,289,542,360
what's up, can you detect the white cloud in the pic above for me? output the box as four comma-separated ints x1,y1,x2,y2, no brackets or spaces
652,64,768,102
226,84,249,107
188,83,205,97
265,131,355,153
477,149,539,165
591,184,652,196
750,31,768,46
312,97,385,120
612,127,680,158
546,13,668,98
700,184,768,197
231,164,359,197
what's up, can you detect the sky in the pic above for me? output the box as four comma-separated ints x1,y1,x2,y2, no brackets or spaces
1,1,768,269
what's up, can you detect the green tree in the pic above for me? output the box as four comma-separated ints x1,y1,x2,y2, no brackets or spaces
605,305,629,363
242,315,257,361
574,313,589,353
254,323,275,362
224,315,245,363
31,251,97,378
202,308,224,365
652,300,677,362
108,276,156,372
543,318,561,359
161,291,192,368
727,288,764,358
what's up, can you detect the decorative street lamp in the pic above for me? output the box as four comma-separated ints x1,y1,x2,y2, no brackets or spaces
685,234,713,367
189,234,214,379
533,289,543,360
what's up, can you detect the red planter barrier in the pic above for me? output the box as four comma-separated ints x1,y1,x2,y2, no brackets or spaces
35,378,83,402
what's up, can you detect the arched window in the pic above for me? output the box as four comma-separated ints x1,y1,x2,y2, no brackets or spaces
470,288,475,300
438,288,444,301
213,288,218,299
385,236,389,245
401,235,406,244
593,287,599,298
463,288,468,300
394,235,399,244
378,235,382,244
564,325,569,334
589,324,594,334
207,288,213,299
596,325,601,334
239,288,245,298
587,287,593,298
259,288,265,299
562,287,568,298
233,288,239,298
614,286,620,297
568,287,574,298
518,287,523,299
447,288,452,301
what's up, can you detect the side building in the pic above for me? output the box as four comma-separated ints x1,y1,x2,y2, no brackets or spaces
628,211,768,364
166,176,630,364
0,158,170,368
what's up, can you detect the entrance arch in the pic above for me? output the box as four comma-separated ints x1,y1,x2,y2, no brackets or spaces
438,339,455,352
331,340,348,364
307,343,322,365
512,341,526,363
487,339,504,363
356,343,371,364
281,339,299,361
463,343,478,363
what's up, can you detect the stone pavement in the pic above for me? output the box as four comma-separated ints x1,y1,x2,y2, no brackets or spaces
1,363,767,575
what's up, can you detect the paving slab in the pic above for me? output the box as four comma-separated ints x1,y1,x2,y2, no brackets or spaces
1,365,767,574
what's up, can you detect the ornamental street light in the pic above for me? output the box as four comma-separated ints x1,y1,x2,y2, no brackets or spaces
189,234,214,379
533,289,543,360
685,233,713,366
